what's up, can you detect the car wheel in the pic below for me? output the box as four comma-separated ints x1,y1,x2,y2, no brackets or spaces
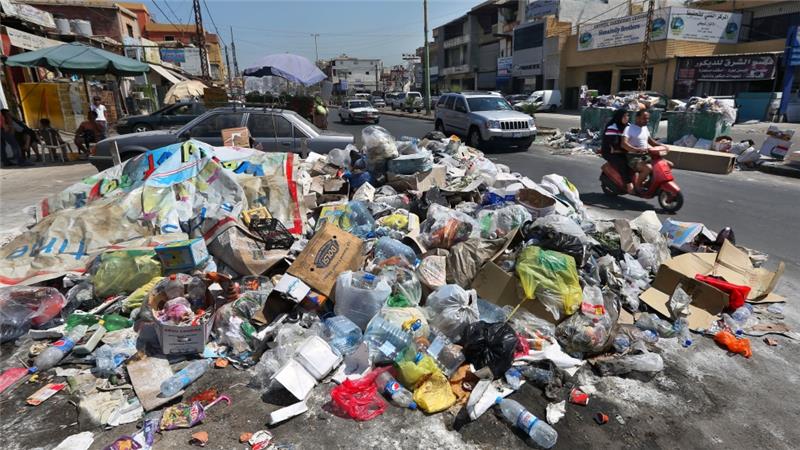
468,127,484,150
549,104,557,112
374,118,380,124
133,123,152,133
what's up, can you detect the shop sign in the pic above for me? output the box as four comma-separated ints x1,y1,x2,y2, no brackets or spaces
578,10,668,51
526,0,558,21
1,1,55,29
497,56,512,80
5,27,60,51
160,48,186,63
667,8,740,44
676,55,777,81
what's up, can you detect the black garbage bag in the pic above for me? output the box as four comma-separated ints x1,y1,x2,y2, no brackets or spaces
461,321,518,378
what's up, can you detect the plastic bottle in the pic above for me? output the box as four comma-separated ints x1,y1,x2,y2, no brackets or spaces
635,313,677,338
520,366,554,387
495,397,558,449
160,359,212,397
363,316,412,362
678,325,693,348
342,201,375,238
424,330,465,377
99,314,133,332
612,334,631,353
596,351,664,376
65,313,100,330
505,367,522,390
163,274,185,299
373,237,417,268
324,316,363,356
33,325,88,371
375,371,417,410
722,313,743,336
94,339,137,377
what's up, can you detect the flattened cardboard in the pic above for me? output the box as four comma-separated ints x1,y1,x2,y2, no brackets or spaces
471,261,557,324
127,356,182,411
641,268,728,330
387,165,446,192
287,223,365,297
712,240,785,302
664,145,736,175
221,127,250,147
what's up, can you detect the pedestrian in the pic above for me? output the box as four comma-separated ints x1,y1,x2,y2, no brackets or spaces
90,96,108,139
74,111,103,156
1,109,34,166
600,109,633,194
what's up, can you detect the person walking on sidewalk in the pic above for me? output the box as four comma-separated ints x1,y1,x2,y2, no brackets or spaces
90,96,108,139
1,109,34,166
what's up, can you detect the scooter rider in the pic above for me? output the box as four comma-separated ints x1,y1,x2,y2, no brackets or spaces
622,110,667,193
600,109,633,194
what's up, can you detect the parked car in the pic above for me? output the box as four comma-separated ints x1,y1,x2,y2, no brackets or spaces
354,93,371,101
370,95,386,108
90,106,354,172
505,94,529,107
434,92,536,150
116,101,206,134
339,99,380,124
616,90,669,110
514,90,562,112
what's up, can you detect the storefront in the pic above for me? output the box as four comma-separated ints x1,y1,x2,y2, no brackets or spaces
673,53,779,98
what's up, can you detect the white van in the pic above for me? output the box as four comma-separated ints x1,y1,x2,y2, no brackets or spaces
526,90,562,112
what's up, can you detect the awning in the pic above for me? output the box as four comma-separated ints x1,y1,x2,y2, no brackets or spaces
148,63,181,84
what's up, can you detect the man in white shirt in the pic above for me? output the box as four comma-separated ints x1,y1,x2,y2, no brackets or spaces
90,96,107,139
622,110,666,193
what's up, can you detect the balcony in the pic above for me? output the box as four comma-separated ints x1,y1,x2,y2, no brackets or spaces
441,64,471,76
443,35,470,49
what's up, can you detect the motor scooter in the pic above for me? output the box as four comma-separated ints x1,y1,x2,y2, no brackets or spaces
599,146,684,213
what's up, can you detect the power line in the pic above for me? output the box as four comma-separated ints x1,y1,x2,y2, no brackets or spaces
161,0,183,25
149,0,189,37
201,0,226,47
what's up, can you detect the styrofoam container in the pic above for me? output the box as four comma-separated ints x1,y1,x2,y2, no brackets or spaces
294,336,342,380
273,359,317,400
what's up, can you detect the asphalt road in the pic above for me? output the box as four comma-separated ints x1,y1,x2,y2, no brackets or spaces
328,110,800,278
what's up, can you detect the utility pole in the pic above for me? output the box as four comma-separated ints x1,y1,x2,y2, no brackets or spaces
638,0,655,92
230,26,240,77
192,0,210,81
311,33,320,63
423,0,431,115
224,44,232,91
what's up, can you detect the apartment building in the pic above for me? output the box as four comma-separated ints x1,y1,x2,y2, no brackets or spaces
330,55,383,93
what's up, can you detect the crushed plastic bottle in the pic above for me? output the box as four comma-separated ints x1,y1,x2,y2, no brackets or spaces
375,371,417,409
363,316,412,362
94,338,137,377
505,367,522,390
424,330,465,377
495,397,558,449
373,237,417,268
160,359,212,397
722,313,743,336
635,313,677,338
324,316,363,356
33,325,88,371
520,366,555,387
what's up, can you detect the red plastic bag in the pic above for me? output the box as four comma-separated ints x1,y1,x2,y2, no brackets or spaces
695,275,750,310
713,330,752,358
330,368,389,421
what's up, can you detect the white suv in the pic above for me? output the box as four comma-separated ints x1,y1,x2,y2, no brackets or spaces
434,92,536,150
391,91,423,112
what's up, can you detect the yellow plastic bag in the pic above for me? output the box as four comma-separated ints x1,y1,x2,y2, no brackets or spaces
412,371,456,413
122,276,163,312
396,347,439,389
93,250,162,298
515,246,582,320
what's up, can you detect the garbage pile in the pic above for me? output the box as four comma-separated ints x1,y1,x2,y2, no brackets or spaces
670,96,737,126
588,93,662,111
0,127,789,449
545,128,600,155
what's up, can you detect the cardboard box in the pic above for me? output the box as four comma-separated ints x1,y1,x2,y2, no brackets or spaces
664,145,736,174
471,261,558,324
148,289,214,355
221,127,250,147
287,223,365,297
154,238,209,272
640,241,784,330
387,165,446,192
517,188,556,218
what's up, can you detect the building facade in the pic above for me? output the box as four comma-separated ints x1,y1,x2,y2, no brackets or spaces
329,56,382,93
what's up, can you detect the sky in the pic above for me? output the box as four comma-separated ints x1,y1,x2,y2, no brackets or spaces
149,0,477,68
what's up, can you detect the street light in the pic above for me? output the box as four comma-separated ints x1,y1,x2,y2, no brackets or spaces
423,0,431,115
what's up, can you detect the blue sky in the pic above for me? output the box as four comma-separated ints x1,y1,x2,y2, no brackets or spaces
150,0,476,67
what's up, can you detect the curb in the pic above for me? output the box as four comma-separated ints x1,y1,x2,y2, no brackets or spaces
379,109,435,122
756,162,800,179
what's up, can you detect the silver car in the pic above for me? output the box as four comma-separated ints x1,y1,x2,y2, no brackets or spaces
90,107,353,172
434,92,536,149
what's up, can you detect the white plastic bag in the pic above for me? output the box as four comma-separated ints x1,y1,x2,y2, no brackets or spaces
425,284,479,342
362,126,398,161
477,204,531,239
540,174,585,215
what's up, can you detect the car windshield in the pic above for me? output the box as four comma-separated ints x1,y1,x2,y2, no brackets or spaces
349,101,371,108
284,110,320,134
466,97,513,111
408,93,421,98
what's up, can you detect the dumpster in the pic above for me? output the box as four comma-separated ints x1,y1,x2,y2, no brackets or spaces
666,111,732,144
581,107,660,134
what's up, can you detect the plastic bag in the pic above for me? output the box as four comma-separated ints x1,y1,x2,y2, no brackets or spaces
419,204,480,249
636,243,660,273
330,368,388,421
713,330,752,358
0,287,66,343
540,174,585,215
477,204,531,239
327,148,351,168
379,267,422,307
395,346,440,389
466,157,499,186
339,201,375,238
213,302,250,354
93,250,162,297
525,214,589,266
412,371,456,413
621,253,648,281
334,271,391,330
446,236,512,287
373,237,417,269
555,286,616,355
668,285,692,320
122,277,162,313
425,285,479,342
516,246,582,320
377,306,429,340
461,321,518,377
362,126,398,161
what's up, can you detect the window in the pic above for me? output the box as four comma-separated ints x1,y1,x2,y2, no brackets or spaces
454,97,467,113
366,71,370,75
164,104,192,116
274,116,293,138
513,23,544,51
247,114,275,137
437,96,448,108
189,113,243,137
126,24,134,38
466,97,512,112
445,95,456,109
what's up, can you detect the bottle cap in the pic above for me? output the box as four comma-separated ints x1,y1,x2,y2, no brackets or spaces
408,401,417,410
495,396,503,405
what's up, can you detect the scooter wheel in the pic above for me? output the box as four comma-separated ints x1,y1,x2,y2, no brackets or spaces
658,190,683,213
599,173,621,196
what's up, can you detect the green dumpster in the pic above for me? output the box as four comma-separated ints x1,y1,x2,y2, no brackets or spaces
666,111,732,144
580,107,660,134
